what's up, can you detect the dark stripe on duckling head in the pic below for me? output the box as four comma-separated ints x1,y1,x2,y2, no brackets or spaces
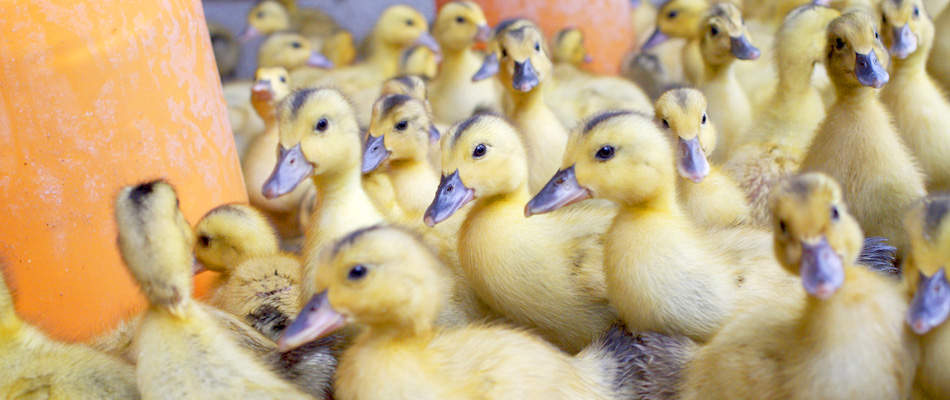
455,1,474,9
924,197,950,239
289,87,319,116
507,26,531,41
203,203,250,220
783,176,812,199
494,18,527,35
393,75,421,92
128,181,158,207
555,28,573,44
380,94,413,118
451,114,488,144
330,224,387,258
583,110,635,135
248,304,292,340
787,3,821,19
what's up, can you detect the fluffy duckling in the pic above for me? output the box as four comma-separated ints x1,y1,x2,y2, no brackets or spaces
398,45,439,80
903,195,950,398
425,115,618,353
679,172,919,400
641,0,709,84
799,9,926,254
698,3,762,163
114,180,310,399
526,110,799,342
379,74,443,171
428,1,502,125
880,0,950,193
0,269,137,398
278,225,656,400
258,32,334,70
927,4,950,91
322,27,357,67
240,0,338,45
655,88,752,227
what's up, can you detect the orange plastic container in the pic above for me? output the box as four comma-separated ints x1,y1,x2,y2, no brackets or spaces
0,0,246,341
437,0,637,74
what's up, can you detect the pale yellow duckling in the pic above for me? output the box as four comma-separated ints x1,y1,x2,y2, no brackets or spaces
655,88,752,227
426,115,618,353
114,180,310,399
641,0,710,84
379,74,443,170
239,0,338,46
398,45,439,80
927,4,950,91
257,31,336,70
799,9,926,254
880,0,950,192
278,224,652,400
322,27,357,67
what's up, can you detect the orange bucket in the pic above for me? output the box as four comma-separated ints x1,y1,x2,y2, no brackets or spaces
0,0,246,341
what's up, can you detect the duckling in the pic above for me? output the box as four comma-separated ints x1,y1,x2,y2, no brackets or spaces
240,0,338,46
641,0,710,84
114,180,310,399
655,88,752,227
223,80,265,159
880,0,950,193
379,75,443,171
322,27,357,67
924,0,950,14
927,4,950,91
903,194,950,399
258,32,334,70
0,269,137,398
428,1,502,125
398,45,439,80
621,52,675,101
526,110,799,342
698,3,762,163
425,115,618,353
723,4,842,224
799,9,926,254
679,172,919,400
278,224,656,400
207,20,240,80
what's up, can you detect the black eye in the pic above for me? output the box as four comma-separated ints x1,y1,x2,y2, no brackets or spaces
595,145,615,160
710,26,719,36
501,48,508,58
914,6,920,17
456,16,465,23
779,220,787,234
406,19,414,26
882,14,887,23
256,11,265,18
701,114,707,124
535,42,541,51
473,143,487,158
831,206,840,221
347,264,368,280
395,120,408,131
874,31,879,39
668,10,678,18
199,235,211,247
315,118,328,132
279,76,286,83
835,38,845,50
662,119,669,128
291,41,302,49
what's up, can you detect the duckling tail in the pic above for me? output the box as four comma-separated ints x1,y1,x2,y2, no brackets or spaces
857,236,899,279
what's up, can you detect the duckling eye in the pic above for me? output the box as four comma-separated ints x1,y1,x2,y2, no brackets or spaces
279,76,286,83
668,10,679,18
395,120,409,131
456,16,465,24
501,48,508,58
779,220,787,234
315,118,329,132
535,42,541,52
882,14,887,23
662,119,670,128
256,11,265,19
830,206,840,221
198,235,211,247
914,6,920,17
595,145,615,161
710,26,719,36
702,113,707,124
291,41,302,49
406,19,415,26
874,30,879,39
347,264,368,280
835,38,845,50
473,143,487,158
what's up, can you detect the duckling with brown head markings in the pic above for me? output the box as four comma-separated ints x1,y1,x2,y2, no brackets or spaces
115,180,310,399
655,87,752,228
879,0,950,193
800,9,925,255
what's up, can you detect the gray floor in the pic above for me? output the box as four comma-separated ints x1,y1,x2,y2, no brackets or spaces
203,0,436,80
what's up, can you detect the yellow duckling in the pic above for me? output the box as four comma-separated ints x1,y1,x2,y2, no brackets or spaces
655,88,752,227
398,45,439,80
698,3,762,163
903,194,950,399
927,4,950,91
526,110,798,343
679,172,918,400
239,0,338,45
322,27,357,67
426,115,618,353
799,9,926,254
114,180,310,399
258,31,336,70
379,74,443,170
278,224,653,400
641,0,709,84
880,0,950,193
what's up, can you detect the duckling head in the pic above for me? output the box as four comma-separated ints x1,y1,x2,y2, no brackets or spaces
552,28,592,65
323,28,357,67
526,110,673,216
471,18,533,81
251,67,292,120
642,0,709,51
654,88,714,183
434,1,491,52
775,4,841,66
115,180,195,311
879,0,933,61
279,225,446,350
374,5,441,54
263,87,361,199
826,9,890,89
424,115,528,226
258,32,334,70
398,45,440,79
381,75,428,100
700,3,761,65
363,94,435,174
903,194,950,335
768,173,863,299
240,0,290,43
193,204,281,275
496,21,552,93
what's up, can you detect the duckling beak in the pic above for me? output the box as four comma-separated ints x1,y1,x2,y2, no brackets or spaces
475,24,492,43
262,143,313,199
641,29,669,52
306,51,335,69
730,34,761,60
361,134,390,174
907,268,950,335
512,58,540,92
812,0,831,6
424,170,474,227
583,54,594,63
889,24,917,60
251,80,274,102
525,166,591,217
799,237,845,300
192,259,206,276
278,291,346,352
238,25,260,44
677,137,710,183
429,125,441,144
414,32,442,54
472,52,499,81
854,50,889,88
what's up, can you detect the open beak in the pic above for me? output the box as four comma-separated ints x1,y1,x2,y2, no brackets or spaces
799,237,845,299
251,80,274,102
889,23,917,60
854,50,889,88
641,29,669,52
525,166,591,217
429,125,441,144
512,58,540,92
262,143,313,199
475,24,492,43
472,52,499,81
907,268,950,335
361,134,390,174
306,51,335,69
424,170,474,227
414,32,442,54
677,137,710,183
192,259,206,276
238,25,260,44
730,34,761,60
278,291,346,352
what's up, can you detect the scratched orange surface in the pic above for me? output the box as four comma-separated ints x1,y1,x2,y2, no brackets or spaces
0,0,246,341
437,0,637,74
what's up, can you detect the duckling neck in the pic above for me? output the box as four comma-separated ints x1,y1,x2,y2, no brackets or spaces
508,83,546,112
776,57,818,95
703,59,735,81
620,189,683,217
891,49,930,80
365,40,405,78
833,83,878,104
359,324,435,349
311,164,365,204
440,47,480,79
472,185,530,215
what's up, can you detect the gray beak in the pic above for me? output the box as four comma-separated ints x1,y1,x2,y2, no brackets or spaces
525,165,591,217
361,134,389,174
413,31,442,54
472,52,499,81
277,291,346,352
512,58,540,92
677,136,710,183
429,125,441,144
854,50,889,88
475,24,492,43
262,143,313,199
306,51,335,69
424,170,474,227
799,237,845,299
641,29,669,52
889,23,917,60
907,268,950,335
238,25,260,44
730,34,761,60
